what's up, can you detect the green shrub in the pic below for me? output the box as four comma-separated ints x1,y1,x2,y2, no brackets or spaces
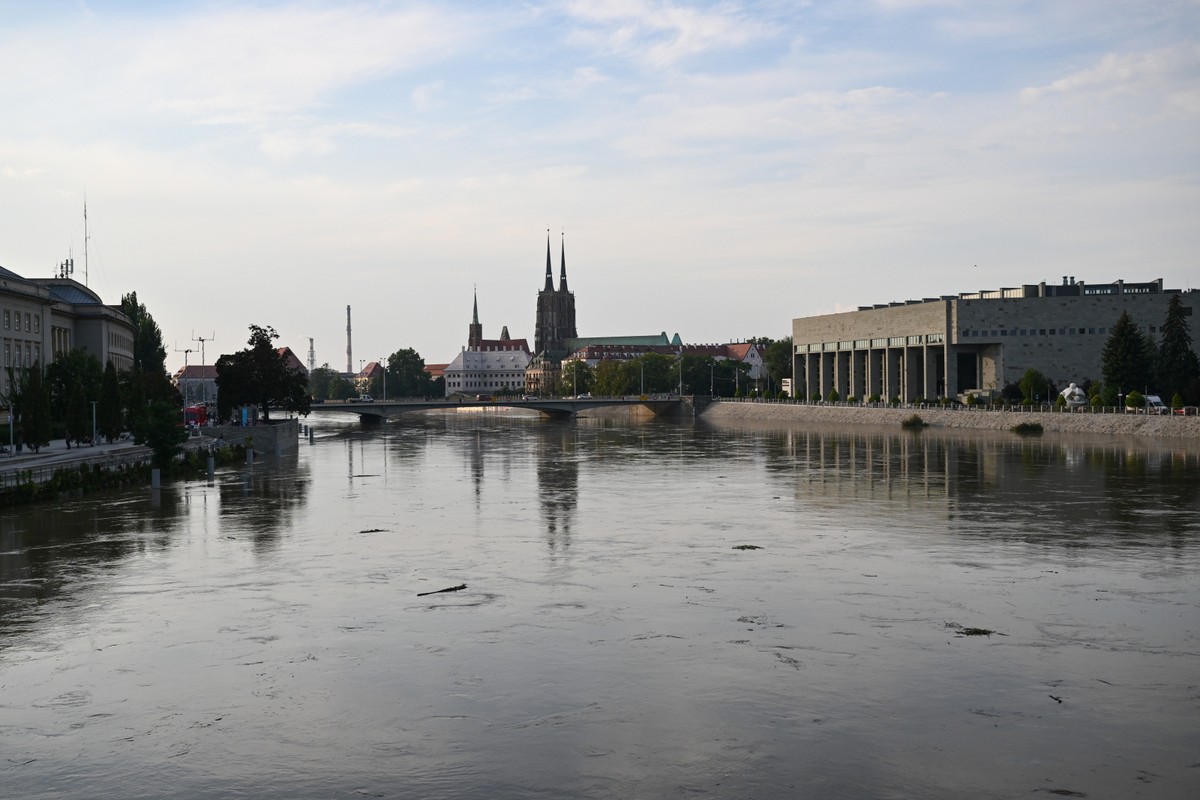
901,414,927,430
1012,421,1043,435
1125,390,1144,408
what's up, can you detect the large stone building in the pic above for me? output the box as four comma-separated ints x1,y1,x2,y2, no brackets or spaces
443,291,532,397
1,262,135,397
791,277,1199,402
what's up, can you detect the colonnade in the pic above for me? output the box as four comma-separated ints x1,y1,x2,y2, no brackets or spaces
794,342,954,402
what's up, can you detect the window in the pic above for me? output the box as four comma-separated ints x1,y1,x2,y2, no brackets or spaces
1040,329,1047,335
25,313,31,333
33,316,39,334
3,310,8,330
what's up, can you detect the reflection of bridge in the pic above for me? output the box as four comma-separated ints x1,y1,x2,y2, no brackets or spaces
309,396,688,420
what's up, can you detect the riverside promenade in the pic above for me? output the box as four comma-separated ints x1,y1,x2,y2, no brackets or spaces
701,398,1200,439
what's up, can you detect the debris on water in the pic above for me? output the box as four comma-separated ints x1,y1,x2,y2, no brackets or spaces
358,528,387,533
417,583,467,597
1049,694,1063,704
945,621,1004,637
732,544,762,550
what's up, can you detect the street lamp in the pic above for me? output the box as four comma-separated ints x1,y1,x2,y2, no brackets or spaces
381,358,387,401
91,400,97,446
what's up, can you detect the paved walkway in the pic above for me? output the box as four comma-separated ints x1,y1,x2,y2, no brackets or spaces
0,432,231,477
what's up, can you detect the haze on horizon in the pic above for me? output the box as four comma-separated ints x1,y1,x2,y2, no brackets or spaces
1,0,1196,373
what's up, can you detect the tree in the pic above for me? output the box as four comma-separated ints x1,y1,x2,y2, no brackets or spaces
1018,368,1053,403
309,363,340,400
46,349,102,441
131,399,188,470
64,380,89,448
1156,294,1200,402
120,291,172,401
215,325,311,422
763,337,794,384
384,348,436,397
558,361,593,396
13,362,52,453
98,360,123,442
1102,311,1155,396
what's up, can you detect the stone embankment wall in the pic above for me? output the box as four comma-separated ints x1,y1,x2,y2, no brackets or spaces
700,400,1200,439
203,419,300,455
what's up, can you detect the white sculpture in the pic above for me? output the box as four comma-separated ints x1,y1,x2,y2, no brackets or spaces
1059,382,1087,407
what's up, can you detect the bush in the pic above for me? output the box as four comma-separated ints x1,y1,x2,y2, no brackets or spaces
827,389,840,402
868,394,881,403
1171,393,1184,409
847,396,858,404
889,396,901,405
1090,395,1104,407
810,392,822,403
901,414,927,430
1012,422,1044,435
964,395,977,406
1125,390,1144,408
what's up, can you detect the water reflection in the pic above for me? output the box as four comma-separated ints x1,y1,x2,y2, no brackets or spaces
750,424,1200,549
537,422,578,556
2,414,1198,799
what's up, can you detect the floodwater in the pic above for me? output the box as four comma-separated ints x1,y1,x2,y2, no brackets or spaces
1,411,1198,799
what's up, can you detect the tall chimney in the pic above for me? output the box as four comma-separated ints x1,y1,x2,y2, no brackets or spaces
346,305,353,376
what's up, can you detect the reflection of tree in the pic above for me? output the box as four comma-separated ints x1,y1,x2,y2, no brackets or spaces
218,460,311,553
537,423,578,555
0,487,186,640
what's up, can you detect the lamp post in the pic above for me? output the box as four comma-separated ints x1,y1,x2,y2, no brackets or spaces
640,360,644,396
381,359,386,401
91,400,97,446
710,363,714,397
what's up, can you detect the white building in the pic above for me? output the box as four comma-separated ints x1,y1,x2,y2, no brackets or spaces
442,291,532,396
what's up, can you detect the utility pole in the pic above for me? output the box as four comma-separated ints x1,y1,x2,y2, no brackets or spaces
191,331,215,367
175,345,193,408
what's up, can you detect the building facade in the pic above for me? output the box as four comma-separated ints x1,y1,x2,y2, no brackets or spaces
1,264,136,397
443,290,532,396
792,278,1199,402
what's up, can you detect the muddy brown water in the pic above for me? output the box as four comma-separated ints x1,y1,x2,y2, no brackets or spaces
2,411,1198,799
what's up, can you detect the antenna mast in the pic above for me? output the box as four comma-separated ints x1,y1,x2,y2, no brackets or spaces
191,331,216,366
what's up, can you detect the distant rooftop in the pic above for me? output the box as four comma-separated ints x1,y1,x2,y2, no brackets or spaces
856,277,1169,312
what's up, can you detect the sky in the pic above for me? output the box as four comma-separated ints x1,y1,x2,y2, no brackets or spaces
1,0,1197,374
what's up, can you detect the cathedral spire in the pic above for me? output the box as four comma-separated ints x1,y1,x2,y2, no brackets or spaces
468,284,483,350
544,231,554,291
559,232,568,292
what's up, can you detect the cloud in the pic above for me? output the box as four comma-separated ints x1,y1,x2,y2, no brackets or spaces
1021,44,1200,105
562,0,777,67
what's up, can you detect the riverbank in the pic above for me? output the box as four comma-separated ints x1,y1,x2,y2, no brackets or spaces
699,398,1200,439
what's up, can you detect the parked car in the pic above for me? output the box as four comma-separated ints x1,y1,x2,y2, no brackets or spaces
350,394,373,403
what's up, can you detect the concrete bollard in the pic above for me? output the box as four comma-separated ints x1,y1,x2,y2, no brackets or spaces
151,468,161,489
207,454,215,480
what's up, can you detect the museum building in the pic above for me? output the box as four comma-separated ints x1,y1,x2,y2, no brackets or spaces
1,263,136,397
791,277,1199,402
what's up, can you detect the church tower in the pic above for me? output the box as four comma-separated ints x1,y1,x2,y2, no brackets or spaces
468,287,483,350
534,233,577,355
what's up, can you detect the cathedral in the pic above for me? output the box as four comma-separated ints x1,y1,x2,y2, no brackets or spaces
525,235,577,394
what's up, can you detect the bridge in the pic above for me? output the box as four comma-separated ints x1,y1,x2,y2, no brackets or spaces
307,395,691,421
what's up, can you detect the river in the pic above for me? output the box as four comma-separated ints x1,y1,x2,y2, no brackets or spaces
2,410,1198,799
